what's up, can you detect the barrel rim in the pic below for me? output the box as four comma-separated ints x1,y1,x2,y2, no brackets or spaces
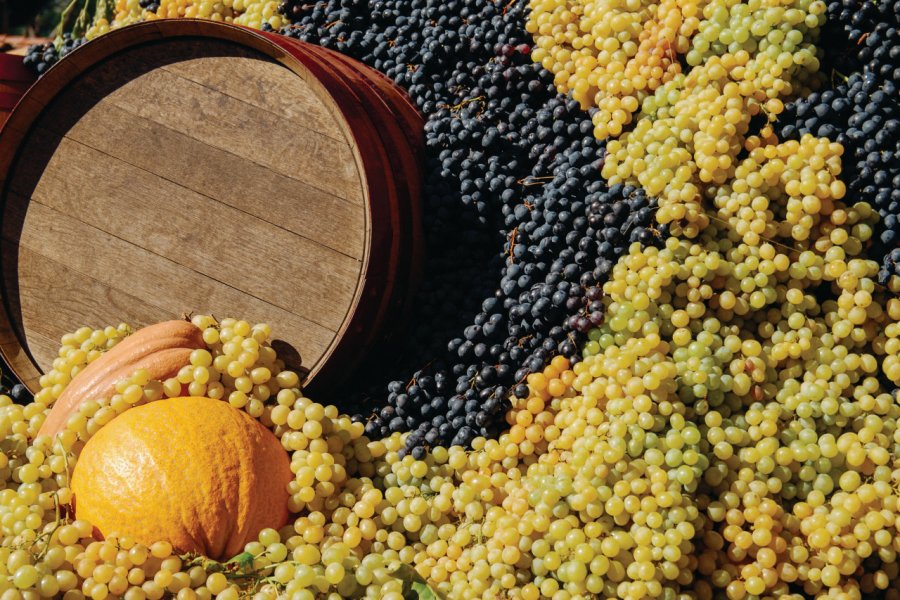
304,42,425,304
274,37,422,391
256,29,408,388
298,41,424,336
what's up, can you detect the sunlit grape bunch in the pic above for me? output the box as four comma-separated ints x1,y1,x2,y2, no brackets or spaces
531,0,829,238
527,0,709,137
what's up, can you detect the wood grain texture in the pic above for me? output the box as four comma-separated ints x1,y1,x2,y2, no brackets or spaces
14,134,361,331
2,241,172,371
0,21,423,396
55,103,366,259
2,195,327,372
104,70,363,204
158,42,345,141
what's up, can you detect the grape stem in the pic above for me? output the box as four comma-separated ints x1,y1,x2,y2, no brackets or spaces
439,96,486,113
501,0,518,15
516,175,554,186
507,227,518,263
34,497,64,561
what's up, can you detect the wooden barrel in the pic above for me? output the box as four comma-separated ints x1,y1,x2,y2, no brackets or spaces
0,36,45,127
0,20,423,397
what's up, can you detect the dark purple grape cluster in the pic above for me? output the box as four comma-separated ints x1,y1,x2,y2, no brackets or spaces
277,0,664,450
23,34,85,75
821,0,900,87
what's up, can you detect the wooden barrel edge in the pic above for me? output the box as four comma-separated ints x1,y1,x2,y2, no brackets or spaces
295,41,425,343
281,40,420,255
306,43,426,319
0,52,38,83
283,39,421,391
323,47,423,147
263,34,407,391
297,41,424,195
321,47,424,156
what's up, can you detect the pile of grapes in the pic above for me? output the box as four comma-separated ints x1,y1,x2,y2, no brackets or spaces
25,0,666,453
3,0,898,597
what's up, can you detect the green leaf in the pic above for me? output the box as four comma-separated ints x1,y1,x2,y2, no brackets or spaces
54,0,82,47
410,581,439,600
72,0,94,37
389,563,444,600
226,551,256,573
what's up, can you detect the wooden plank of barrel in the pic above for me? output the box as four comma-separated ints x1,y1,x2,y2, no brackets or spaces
0,20,423,398
0,36,52,52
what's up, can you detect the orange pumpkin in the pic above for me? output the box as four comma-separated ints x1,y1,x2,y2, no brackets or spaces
70,396,292,559
38,320,204,439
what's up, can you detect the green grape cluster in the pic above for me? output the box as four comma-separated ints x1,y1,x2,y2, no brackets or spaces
527,0,709,136
529,0,828,239
94,0,284,40
575,129,898,600
528,0,899,597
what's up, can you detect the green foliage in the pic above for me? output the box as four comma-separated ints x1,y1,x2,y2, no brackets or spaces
55,0,111,44
390,564,445,600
